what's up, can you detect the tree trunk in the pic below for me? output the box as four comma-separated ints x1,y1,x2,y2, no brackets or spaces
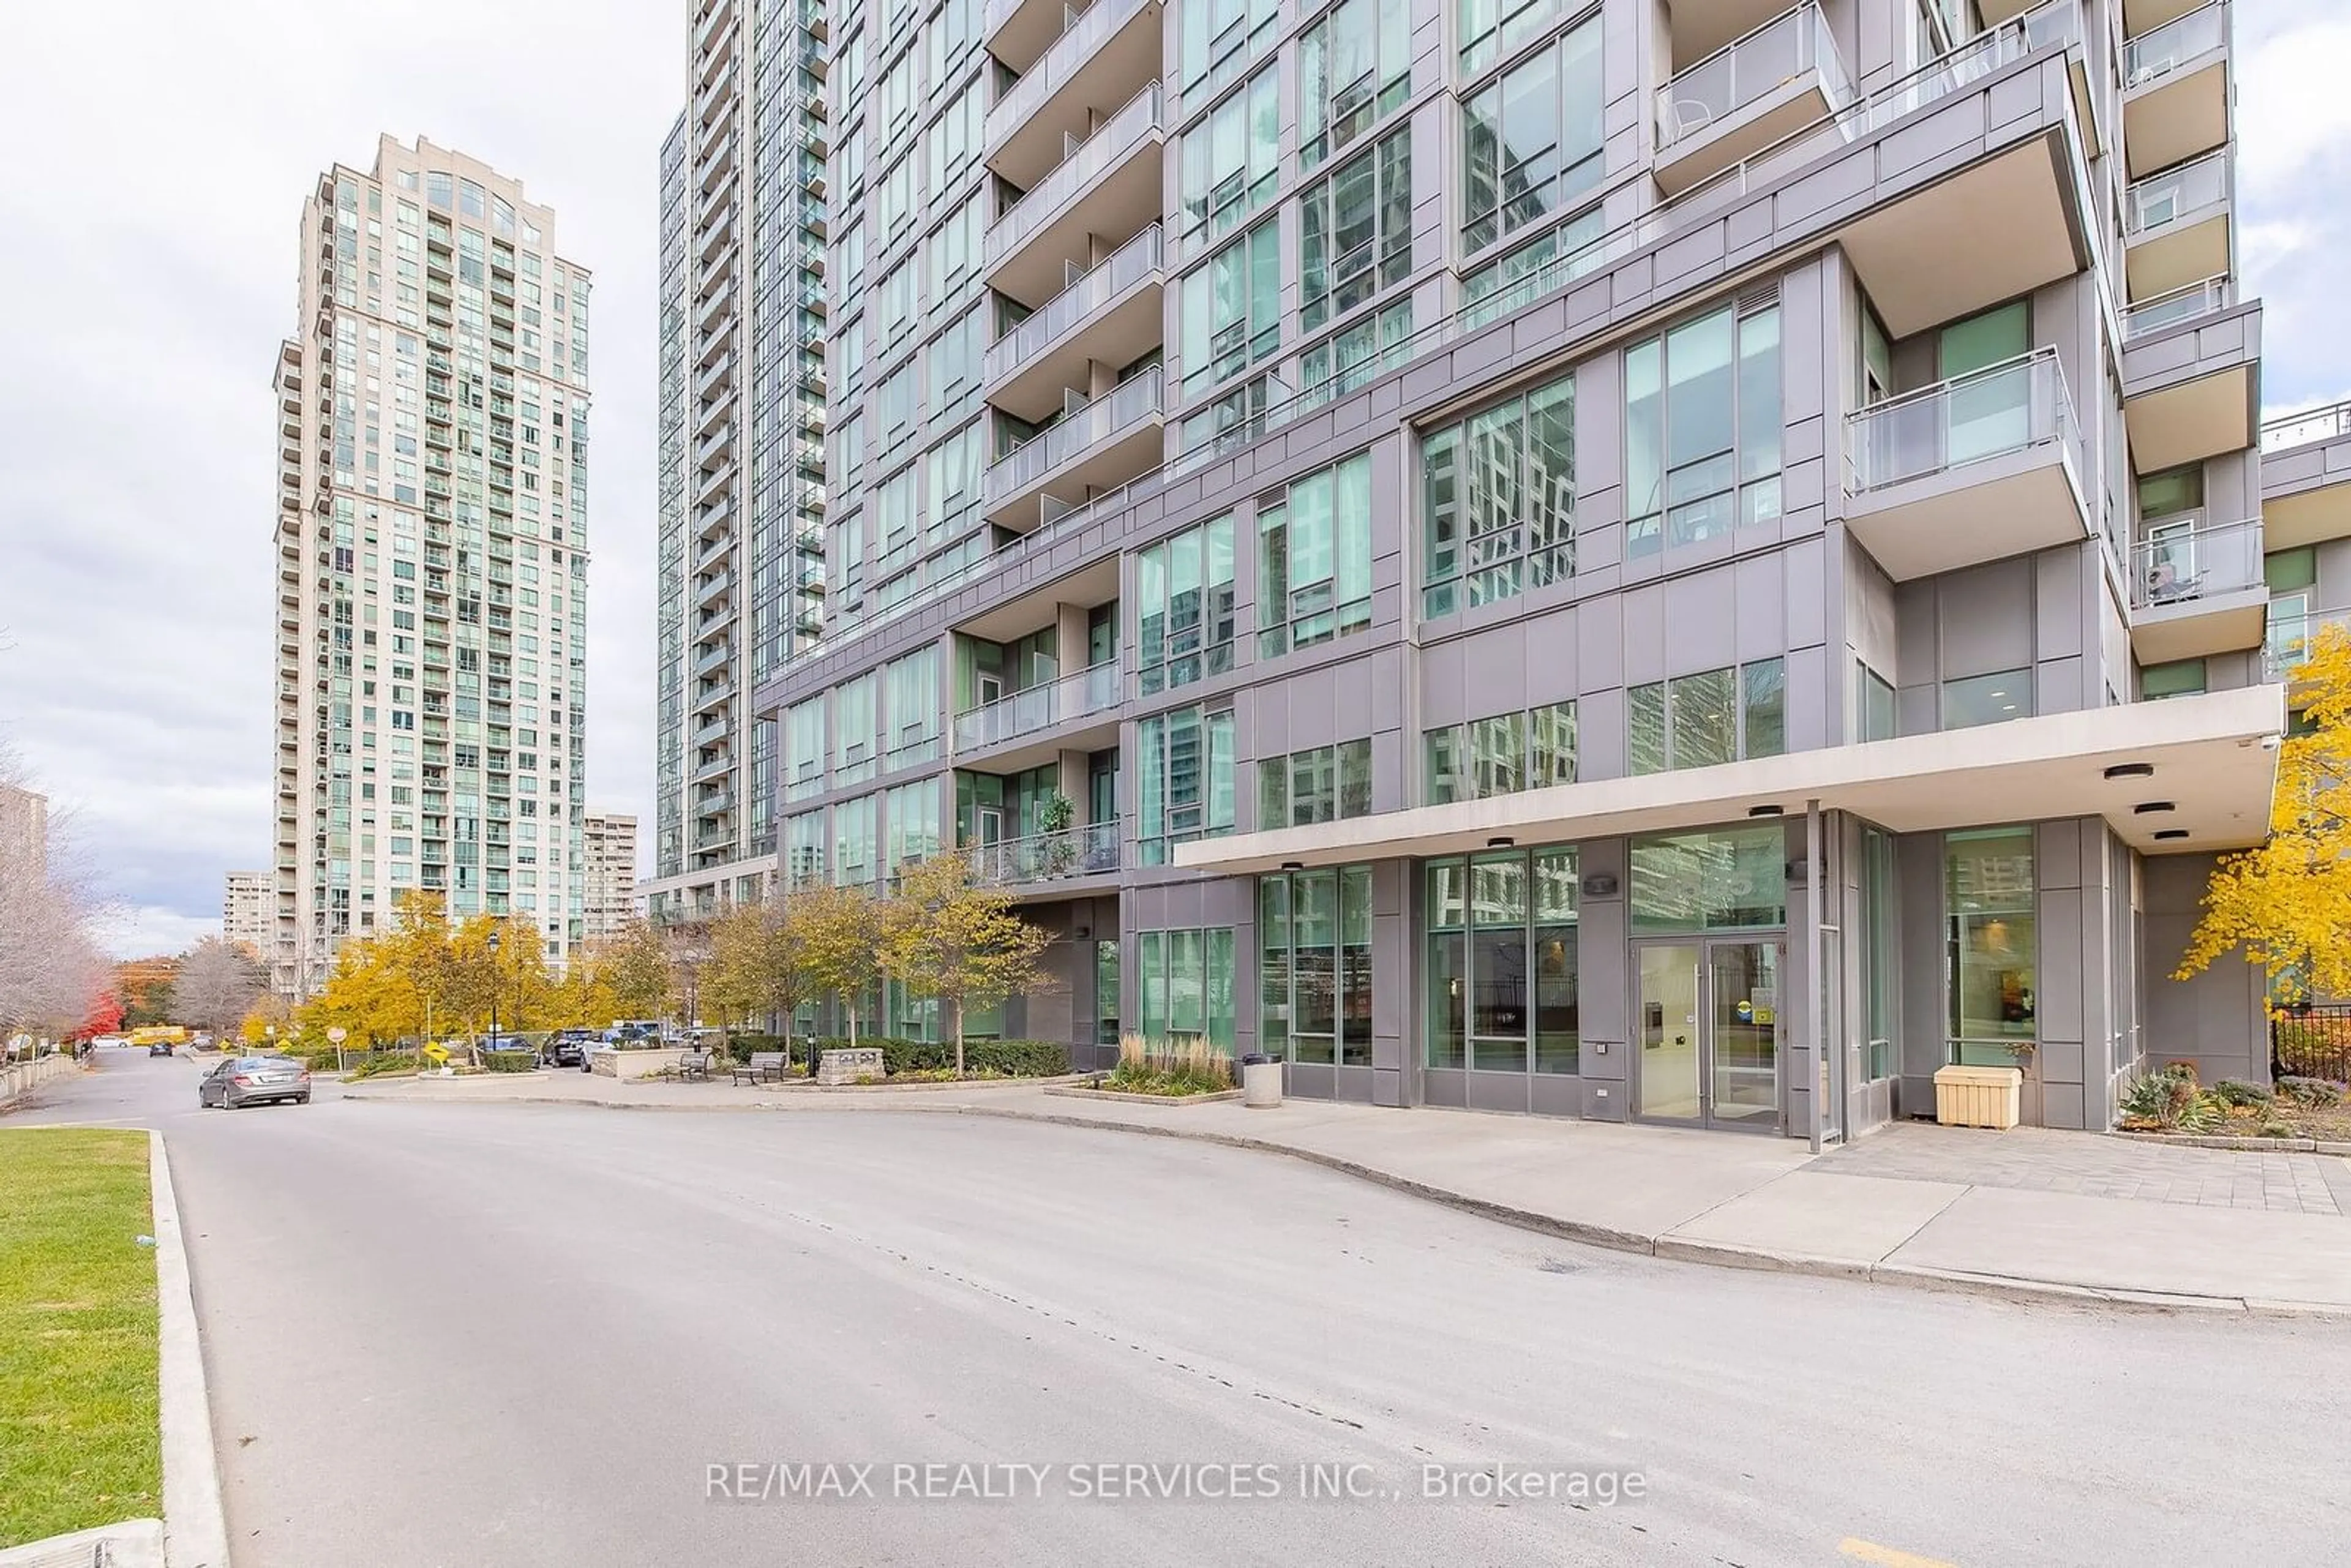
953,998,966,1079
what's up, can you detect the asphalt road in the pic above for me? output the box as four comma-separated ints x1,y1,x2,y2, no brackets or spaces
10,1051,2348,1566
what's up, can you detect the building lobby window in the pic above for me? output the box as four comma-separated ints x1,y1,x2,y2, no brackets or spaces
1137,927,1237,1050
1426,847,1578,1072
1259,866,1373,1065
1946,827,2036,1067
1942,669,2031,730
1629,659,1784,775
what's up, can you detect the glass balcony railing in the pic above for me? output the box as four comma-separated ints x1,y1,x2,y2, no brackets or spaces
2124,148,2229,237
983,367,1164,503
1845,348,2077,494
2123,0,2226,89
971,819,1123,886
2259,397,2351,453
984,225,1161,385
952,661,1123,751
2120,274,2232,340
1657,2,1853,149
987,0,1155,152
2130,514,2262,610
2265,606,2351,679
985,84,1162,268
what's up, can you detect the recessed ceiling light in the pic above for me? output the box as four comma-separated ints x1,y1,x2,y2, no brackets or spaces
2104,762,2155,780
1747,804,1784,817
1487,836,1516,849
1280,861,1304,872
2134,801,2176,815
2154,828,2191,842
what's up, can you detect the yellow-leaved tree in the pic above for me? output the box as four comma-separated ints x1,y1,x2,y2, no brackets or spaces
880,854,1054,1078
2175,623,2351,1000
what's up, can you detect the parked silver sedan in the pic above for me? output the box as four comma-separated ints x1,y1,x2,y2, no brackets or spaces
198,1054,313,1109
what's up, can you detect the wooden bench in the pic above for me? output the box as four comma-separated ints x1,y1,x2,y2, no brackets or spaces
732,1051,787,1085
677,1048,714,1082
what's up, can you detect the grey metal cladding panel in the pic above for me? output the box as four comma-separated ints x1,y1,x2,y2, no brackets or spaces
2038,885,2088,1045
1523,607,1579,706
1936,558,2035,678
2033,548,2086,659
2035,655,2084,715
1420,635,1465,724
1620,582,1665,685
2121,301,2262,397
1575,591,1625,691
1662,568,1737,675
1786,644,1830,752
1286,664,1338,749
1371,643,1409,733
1331,657,1374,744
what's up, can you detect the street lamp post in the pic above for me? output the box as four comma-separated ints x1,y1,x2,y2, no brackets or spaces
486,928,503,1049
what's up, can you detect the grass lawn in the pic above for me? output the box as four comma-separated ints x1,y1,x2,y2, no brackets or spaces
0,1128,161,1548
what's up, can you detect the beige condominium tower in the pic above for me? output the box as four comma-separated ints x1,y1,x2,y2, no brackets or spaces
271,135,592,999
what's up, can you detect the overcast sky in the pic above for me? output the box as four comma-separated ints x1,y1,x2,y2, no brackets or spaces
0,2,2345,958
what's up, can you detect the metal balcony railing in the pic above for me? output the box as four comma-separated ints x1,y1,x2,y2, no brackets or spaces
986,0,1155,154
983,369,1164,503
2123,0,2226,89
1656,3,1853,150
2120,274,2232,340
953,661,1123,751
971,819,1123,885
2259,398,2351,453
2129,515,2262,610
1844,348,2078,494
985,84,1162,268
984,225,1161,385
2124,148,2229,237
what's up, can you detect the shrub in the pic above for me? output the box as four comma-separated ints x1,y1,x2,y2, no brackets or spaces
2161,1060,2201,1084
349,1051,422,1080
2275,1076,2347,1109
724,1032,789,1064
804,1036,1070,1078
2211,1078,2271,1109
2118,1071,2220,1133
482,1049,538,1074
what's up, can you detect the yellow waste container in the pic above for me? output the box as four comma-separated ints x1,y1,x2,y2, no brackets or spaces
1933,1063,2023,1129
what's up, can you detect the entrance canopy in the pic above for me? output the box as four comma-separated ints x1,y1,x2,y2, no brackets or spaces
1177,686,2285,876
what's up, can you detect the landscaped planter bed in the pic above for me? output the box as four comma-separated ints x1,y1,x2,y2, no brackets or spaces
1044,1084,1243,1107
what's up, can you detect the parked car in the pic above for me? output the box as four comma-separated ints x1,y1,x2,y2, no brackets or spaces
198,1054,312,1109
542,1030,596,1068
148,1038,176,1057
91,1034,127,1051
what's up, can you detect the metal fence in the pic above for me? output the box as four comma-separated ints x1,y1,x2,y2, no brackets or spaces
2270,1003,2351,1082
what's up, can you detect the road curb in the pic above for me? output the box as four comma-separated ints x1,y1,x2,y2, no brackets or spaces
149,1132,231,1568
334,1090,2351,1319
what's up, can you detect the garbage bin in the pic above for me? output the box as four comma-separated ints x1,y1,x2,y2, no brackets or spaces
1240,1052,1283,1109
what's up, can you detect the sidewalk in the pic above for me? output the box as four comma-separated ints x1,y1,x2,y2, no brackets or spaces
340,1071,2351,1316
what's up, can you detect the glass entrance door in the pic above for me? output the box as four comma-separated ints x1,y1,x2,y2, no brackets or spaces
1635,939,1782,1130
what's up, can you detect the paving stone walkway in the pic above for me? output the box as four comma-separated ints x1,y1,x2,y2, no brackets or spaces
1817,1122,2351,1216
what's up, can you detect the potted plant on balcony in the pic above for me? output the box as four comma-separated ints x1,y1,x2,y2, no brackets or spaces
1037,790,1078,878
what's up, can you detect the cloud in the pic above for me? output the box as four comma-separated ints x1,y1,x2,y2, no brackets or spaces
2235,5,2351,416
0,0,669,937
92,906,224,962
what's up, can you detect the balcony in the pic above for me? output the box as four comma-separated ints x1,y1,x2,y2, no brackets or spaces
971,818,1123,890
2261,399,2351,550
2124,149,2230,302
982,367,1166,529
1655,4,1853,197
1842,348,2089,580
2122,0,2229,179
2265,605,2351,685
2121,274,2233,342
696,455,735,508
984,224,1164,423
694,640,735,679
952,660,1123,757
983,84,1163,306
985,0,1162,188
2121,296,2258,473
694,531,733,574
699,201,737,262
696,569,736,610
697,421,737,468
696,351,734,403
2129,515,2267,663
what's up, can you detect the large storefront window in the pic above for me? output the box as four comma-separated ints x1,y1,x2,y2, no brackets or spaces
1946,828,2036,1066
1426,847,1578,1072
1422,370,1575,617
1630,825,1785,933
1137,928,1237,1049
1260,866,1373,1065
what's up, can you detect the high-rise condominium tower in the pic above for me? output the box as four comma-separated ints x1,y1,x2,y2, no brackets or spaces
222,871,272,958
759,0,2327,1138
271,135,593,999
645,0,833,925
582,812,642,937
